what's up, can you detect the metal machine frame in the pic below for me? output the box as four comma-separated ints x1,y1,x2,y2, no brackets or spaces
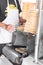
34,0,43,64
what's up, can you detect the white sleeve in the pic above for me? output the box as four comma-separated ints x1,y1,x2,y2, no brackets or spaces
19,12,22,17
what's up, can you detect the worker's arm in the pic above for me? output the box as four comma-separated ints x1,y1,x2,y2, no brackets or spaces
19,12,26,25
0,22,14,31
0,22,6,28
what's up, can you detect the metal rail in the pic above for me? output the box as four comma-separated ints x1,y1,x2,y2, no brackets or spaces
34,0,43,63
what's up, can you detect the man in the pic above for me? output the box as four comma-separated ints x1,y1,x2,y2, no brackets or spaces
0,0,26,55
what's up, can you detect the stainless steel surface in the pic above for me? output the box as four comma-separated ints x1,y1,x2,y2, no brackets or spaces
13,31,27,46
34,0,43,63
0,55,13,65
2,46,22,64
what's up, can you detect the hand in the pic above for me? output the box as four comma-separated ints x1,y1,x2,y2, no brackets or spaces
19,17,26,25
5,24,15,32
